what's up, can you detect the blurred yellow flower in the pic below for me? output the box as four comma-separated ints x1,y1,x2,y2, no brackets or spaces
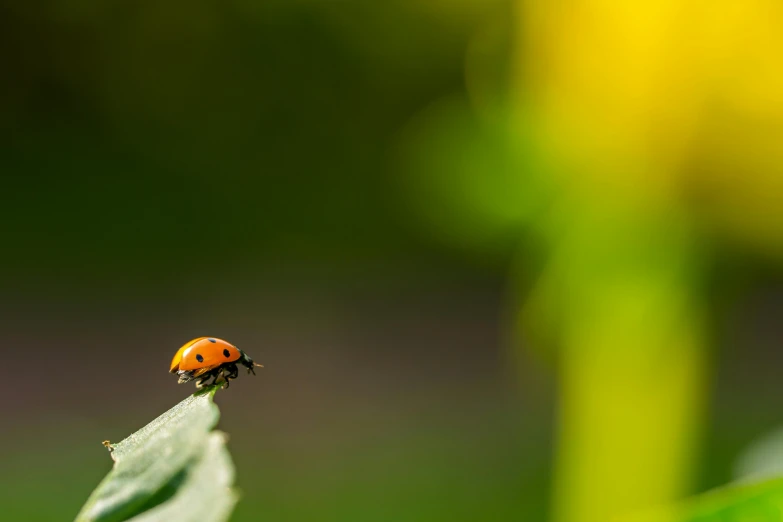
517,0,783,253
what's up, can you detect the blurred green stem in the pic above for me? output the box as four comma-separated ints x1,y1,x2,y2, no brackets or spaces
525,202,708,522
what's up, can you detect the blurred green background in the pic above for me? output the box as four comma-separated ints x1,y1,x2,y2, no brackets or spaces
2,1,783,521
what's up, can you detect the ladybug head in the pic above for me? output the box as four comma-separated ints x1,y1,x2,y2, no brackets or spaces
238,350,264,375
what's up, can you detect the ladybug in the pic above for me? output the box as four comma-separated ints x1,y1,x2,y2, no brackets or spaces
170,337,262,389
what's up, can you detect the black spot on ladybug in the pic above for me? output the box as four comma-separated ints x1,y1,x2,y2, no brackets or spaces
208,338,217,343
196,354,204,362
223,349,231,358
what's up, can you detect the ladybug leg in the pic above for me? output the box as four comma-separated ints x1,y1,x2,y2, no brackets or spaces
212,368,231,389
214,365,238,389
222,366,238,389
196,368,221,389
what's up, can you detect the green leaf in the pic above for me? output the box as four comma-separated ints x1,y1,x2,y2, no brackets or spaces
74,387,237,522
624,478,783,522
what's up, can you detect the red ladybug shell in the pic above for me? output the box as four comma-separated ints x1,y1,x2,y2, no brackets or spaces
169,337,241,372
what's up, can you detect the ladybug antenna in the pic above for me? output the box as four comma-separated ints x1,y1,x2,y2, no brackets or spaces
255,363,264,368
